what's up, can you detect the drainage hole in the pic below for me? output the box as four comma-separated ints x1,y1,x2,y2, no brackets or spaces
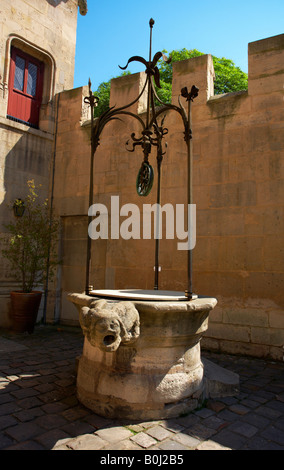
104,335,115,345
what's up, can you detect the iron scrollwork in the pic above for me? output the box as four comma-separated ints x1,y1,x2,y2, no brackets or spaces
85,19,199,298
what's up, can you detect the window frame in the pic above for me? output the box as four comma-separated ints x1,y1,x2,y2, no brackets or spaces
7,46,45,128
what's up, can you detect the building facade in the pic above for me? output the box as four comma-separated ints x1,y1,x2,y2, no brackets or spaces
0,0,87,326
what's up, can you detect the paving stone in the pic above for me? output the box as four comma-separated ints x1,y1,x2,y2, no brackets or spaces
41,402,69,414
17,380,42,390
6,375,20,382
219,396,239,406
35,413,69,430
13,407,45,422
0,415,18,430
35,429,71,449
145,425,174,441
213,429,247,450
241,435,284,451
34,383,55,393
157,439,190,450
61,420,96,437
276,392,284,403
255,390,275,401
61,406,89,422
0,402,21,416
206,400,226,413
260,425,284,445
202,415,228,431
227,420,258,438
65,434,108,450
172,432,200,448
0,395,15,408
228,404,250,415
186,423,217,440
0,376,9,382
38,389,69,403
196,440,231,450
5,440,45,450
242,412,270,429
240,398,261,409
5,422,45,441
174,413,201,428
126,424,144,433
95,426,133,443
83,413,113,429
217,409,241,421
194,408,215,418
103,438,142,450
0,432,14,450
252,394,270,404
275,416,284,431
160,420,186,433
266,400,284,413
140,421,162,429
16,396,43,409
52,437,73,450
130,432,157,449
55,378,75,388
256,405,282,419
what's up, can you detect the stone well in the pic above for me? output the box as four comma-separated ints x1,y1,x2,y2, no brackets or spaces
69,290,239,420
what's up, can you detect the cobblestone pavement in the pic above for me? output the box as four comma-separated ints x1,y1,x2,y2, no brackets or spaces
0,325,284,451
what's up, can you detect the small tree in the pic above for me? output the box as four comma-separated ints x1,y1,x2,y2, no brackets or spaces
93,80,111,118
156,48,248,102
2,180,60,293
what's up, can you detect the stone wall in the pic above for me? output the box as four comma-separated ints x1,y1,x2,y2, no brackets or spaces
0,0,81,327
52,33,284,360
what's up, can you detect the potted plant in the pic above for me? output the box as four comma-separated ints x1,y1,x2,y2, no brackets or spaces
2,180,59,333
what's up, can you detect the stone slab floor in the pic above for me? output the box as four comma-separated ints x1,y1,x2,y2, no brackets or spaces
0,325,283,451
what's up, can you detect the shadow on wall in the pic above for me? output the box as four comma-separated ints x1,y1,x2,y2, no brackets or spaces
0,127,52,326
0,129,52,234
45,0,68,7
46,0,88,16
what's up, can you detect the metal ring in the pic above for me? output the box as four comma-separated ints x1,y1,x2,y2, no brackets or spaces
136,162,154,196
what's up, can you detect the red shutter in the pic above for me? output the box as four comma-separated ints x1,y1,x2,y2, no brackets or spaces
7,47,44,128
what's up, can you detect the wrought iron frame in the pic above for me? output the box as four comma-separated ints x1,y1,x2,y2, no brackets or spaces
84,19,198,299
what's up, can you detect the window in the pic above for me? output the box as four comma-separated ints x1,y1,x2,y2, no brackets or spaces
7,47,44,128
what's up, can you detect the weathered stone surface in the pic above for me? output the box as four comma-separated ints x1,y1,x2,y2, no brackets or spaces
95,426,133,444
79,299,140,352
203,358,240,398
69,292,239,420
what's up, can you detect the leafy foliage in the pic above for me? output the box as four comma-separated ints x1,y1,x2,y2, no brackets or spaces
212,56,248,95
93,48,248,114
93,80,111,117
156,48,203,103
2,180,60,293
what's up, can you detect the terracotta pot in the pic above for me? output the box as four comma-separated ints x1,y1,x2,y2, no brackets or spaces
10,291,42,334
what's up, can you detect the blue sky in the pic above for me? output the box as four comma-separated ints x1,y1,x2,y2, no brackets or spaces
74,0,284,91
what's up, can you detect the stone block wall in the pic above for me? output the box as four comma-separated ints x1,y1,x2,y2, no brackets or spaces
51,34,284,360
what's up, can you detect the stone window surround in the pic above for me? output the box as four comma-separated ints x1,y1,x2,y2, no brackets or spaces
3,34,56,106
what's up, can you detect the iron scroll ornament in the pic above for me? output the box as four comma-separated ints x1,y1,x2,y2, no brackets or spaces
84,18,199,298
